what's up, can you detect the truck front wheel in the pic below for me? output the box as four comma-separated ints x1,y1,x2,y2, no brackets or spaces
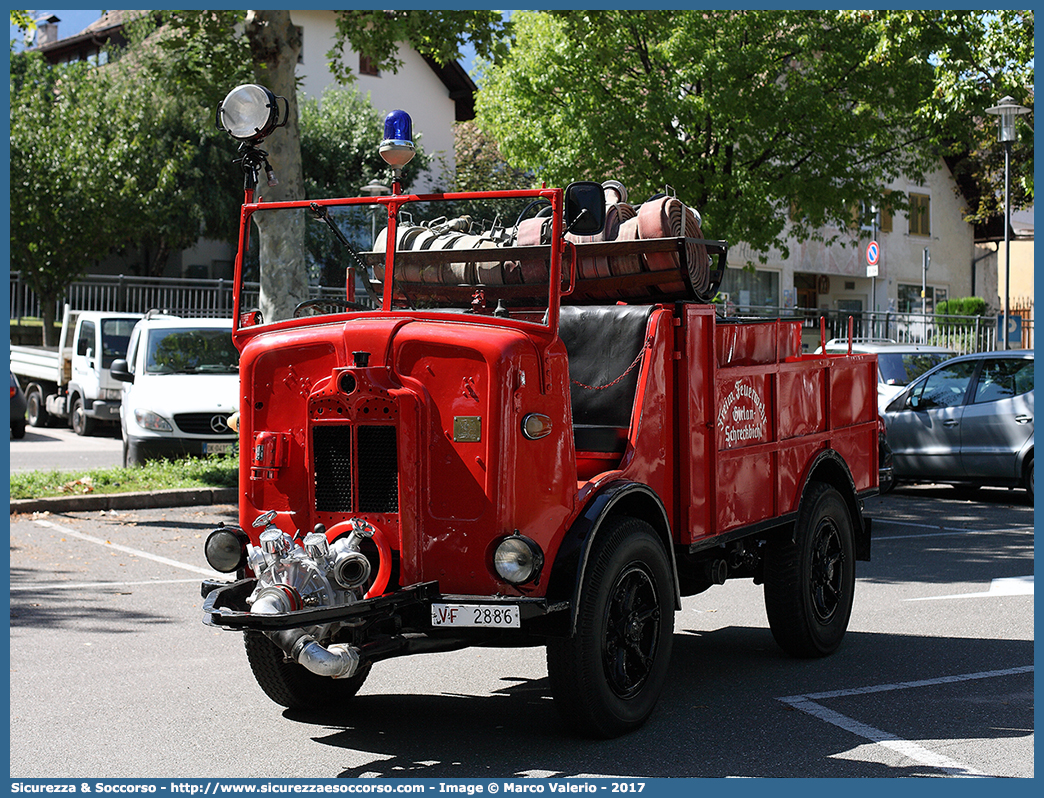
71,395,96,436
546,516,674,738
243,630,371,710
764,482,855,658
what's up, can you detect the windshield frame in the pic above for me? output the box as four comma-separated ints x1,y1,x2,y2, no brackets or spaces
231,187,566,347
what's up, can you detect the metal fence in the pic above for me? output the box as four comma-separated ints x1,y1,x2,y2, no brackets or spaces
10,272,1033,354
726,305,1034,354
9,272,352,322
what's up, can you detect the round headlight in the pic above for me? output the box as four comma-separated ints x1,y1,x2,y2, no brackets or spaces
204,527,249,573
493,535,544,585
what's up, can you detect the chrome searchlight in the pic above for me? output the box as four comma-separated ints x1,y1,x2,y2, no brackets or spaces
379,109,416,173
217,84,288,143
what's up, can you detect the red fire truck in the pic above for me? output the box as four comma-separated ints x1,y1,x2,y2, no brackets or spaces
202,86,877,738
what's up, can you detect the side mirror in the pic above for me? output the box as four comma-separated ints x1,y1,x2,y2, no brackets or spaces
564,181,606,236
110,359,134,384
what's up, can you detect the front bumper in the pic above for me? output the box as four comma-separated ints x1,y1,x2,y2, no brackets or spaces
87,399,121,421
128,435,237,461
201,578,562,634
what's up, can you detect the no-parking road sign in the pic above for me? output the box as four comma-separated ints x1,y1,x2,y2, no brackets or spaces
866,240,880,277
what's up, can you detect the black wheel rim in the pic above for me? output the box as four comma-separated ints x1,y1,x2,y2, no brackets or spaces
809,519,844,623
602,563,660,699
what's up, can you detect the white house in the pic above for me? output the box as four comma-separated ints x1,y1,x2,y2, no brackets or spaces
718,158,982,346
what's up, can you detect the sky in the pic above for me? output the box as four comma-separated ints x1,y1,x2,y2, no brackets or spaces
10,8,104,50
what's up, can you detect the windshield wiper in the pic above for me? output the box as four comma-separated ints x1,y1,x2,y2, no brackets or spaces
309,202,381,305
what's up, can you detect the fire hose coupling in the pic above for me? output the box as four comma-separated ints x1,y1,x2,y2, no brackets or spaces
251,584,304,614
329,518,377,590
267,628,362,680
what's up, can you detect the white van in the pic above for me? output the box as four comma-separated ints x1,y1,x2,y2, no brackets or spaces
816,338,955,413
110,313,239,467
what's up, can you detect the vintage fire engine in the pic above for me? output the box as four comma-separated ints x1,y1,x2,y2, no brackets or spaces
201,85,877,738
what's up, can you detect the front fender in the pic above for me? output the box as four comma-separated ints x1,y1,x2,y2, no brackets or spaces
546,480,680,635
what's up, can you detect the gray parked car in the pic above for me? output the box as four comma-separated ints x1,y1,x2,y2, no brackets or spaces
880,350,1034,498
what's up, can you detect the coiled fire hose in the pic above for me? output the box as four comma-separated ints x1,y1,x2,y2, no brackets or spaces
371,181,714,300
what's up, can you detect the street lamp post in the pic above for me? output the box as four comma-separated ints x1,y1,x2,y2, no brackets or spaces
360,179,392,245
356,180,392,303
985,96,1030,350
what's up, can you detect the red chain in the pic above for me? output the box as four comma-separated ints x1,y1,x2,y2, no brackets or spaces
571,337,652,391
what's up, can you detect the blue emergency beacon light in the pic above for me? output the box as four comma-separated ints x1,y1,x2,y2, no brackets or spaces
379,110,416,187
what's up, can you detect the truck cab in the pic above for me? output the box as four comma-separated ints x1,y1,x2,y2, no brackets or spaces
11,307,141,434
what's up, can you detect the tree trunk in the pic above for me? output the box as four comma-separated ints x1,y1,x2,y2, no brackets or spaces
245,10,309,322
149,239,172,279
41,298,58,348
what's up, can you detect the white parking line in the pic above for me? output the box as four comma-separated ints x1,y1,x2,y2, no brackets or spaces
874,521,1028,541
777,666,1033,778
32,518,219,577
10,578,204,592
906,575,1034,601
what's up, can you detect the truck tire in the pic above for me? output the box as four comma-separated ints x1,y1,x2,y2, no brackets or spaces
71,395,96,436
546,516,674,738
764,482,855,658
26,387,52,428
243,631,371,710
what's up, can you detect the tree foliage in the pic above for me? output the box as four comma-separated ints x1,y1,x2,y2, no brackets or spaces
897,10,1034,221
327,10,510,84
475,10,1031,261
9,53,116,340
9,11,245,344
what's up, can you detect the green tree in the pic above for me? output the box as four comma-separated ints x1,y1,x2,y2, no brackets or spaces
103,14,244,276
299,85,430,288
9,14,248,344
9,9,34,35
9,53,117,343
474,11,1004,262
901,10,1034,221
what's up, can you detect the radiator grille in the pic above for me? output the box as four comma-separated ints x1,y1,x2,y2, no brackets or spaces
357,425,399,513
313,425,353,512
174,412,234,435
312,424,399,514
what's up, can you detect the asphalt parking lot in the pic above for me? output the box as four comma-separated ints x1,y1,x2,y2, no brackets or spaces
7,483,1032,778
